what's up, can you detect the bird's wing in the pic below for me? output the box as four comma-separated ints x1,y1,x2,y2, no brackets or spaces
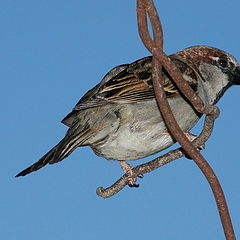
62,56,198,127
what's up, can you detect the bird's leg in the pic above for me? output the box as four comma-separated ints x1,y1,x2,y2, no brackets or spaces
118,160,140,188
163,130,205,160
163,130,205,150
183,132,205,150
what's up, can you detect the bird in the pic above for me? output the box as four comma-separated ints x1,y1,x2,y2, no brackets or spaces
16,45,240,186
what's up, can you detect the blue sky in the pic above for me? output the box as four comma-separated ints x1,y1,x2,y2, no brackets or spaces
1,1,240,239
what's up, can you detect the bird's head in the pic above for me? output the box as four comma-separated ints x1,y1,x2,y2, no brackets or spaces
171,46,240,104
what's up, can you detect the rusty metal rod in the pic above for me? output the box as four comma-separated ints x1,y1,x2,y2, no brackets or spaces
136,0,235,239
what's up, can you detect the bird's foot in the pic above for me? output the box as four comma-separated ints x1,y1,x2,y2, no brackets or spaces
162,130,205,160
183,132,205,160
183,132,205,150
118,160,142,188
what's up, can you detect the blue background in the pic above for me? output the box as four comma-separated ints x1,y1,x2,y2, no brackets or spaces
1,1,240,239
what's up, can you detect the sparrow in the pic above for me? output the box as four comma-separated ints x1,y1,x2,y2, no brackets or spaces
16,46,240,186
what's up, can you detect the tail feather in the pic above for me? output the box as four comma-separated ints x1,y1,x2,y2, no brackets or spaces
15,135,81,177
15,147,57,177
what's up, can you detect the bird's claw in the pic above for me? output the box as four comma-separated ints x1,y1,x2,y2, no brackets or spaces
128,183,140,188
118,160,143,188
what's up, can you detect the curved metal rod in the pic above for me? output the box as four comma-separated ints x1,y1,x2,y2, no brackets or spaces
136,0,235,239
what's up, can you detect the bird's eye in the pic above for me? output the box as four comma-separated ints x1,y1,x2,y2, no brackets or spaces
218,58,228,68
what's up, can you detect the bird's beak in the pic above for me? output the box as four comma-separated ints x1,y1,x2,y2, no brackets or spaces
231,65,240,85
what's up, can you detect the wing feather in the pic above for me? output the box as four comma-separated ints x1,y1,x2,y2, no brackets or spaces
62,56,198,127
